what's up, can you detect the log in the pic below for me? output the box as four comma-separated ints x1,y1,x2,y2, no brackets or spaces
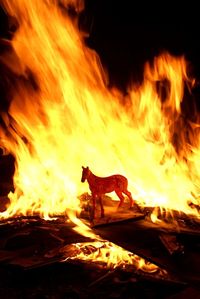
0,217,94,269
159,233,184,256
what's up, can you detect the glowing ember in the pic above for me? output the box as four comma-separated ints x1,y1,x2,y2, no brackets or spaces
0,0,200,236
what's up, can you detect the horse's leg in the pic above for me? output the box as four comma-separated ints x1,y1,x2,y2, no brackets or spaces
115,190,125,209
91,193,96,219
123,189,134,208
99,196,105,218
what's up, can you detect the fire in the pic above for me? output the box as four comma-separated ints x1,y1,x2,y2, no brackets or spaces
62,241,165,274
0,0,200,232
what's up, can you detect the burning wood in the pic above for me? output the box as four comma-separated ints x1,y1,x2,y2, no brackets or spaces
78,192,144,227
0,213,173,283
141,206,200,235
59,241,170,279
0,216,94,269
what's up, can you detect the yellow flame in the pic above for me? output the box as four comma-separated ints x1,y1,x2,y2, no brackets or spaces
0,0,200,234
62,241,164,273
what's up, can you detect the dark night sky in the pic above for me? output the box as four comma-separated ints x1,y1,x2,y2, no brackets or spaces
83,0,200,89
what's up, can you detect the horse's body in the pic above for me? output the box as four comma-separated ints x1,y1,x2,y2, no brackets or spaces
81,166,134,218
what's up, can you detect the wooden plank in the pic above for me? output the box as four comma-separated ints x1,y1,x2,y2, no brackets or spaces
79,193,144,227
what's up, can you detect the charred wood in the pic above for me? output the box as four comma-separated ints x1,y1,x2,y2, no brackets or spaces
159,233,184,256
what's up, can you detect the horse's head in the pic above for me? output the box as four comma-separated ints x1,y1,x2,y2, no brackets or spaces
81,166,90,182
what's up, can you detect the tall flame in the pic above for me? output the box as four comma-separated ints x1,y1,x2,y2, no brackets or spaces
0,0,200,232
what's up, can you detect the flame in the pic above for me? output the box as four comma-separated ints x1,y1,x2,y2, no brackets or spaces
0,0,200,234
62,241,165,274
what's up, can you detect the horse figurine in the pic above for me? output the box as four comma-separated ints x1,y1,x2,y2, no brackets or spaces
81,166,134,219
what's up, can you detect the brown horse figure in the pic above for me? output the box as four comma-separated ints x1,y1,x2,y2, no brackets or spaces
81,166,134,219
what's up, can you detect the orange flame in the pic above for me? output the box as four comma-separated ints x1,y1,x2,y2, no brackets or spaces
62,241,165,274
0,0,200,233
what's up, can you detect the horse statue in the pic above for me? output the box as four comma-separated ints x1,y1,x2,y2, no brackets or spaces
81,166,134,219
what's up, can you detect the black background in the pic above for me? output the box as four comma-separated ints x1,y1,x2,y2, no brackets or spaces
82,0,200,90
